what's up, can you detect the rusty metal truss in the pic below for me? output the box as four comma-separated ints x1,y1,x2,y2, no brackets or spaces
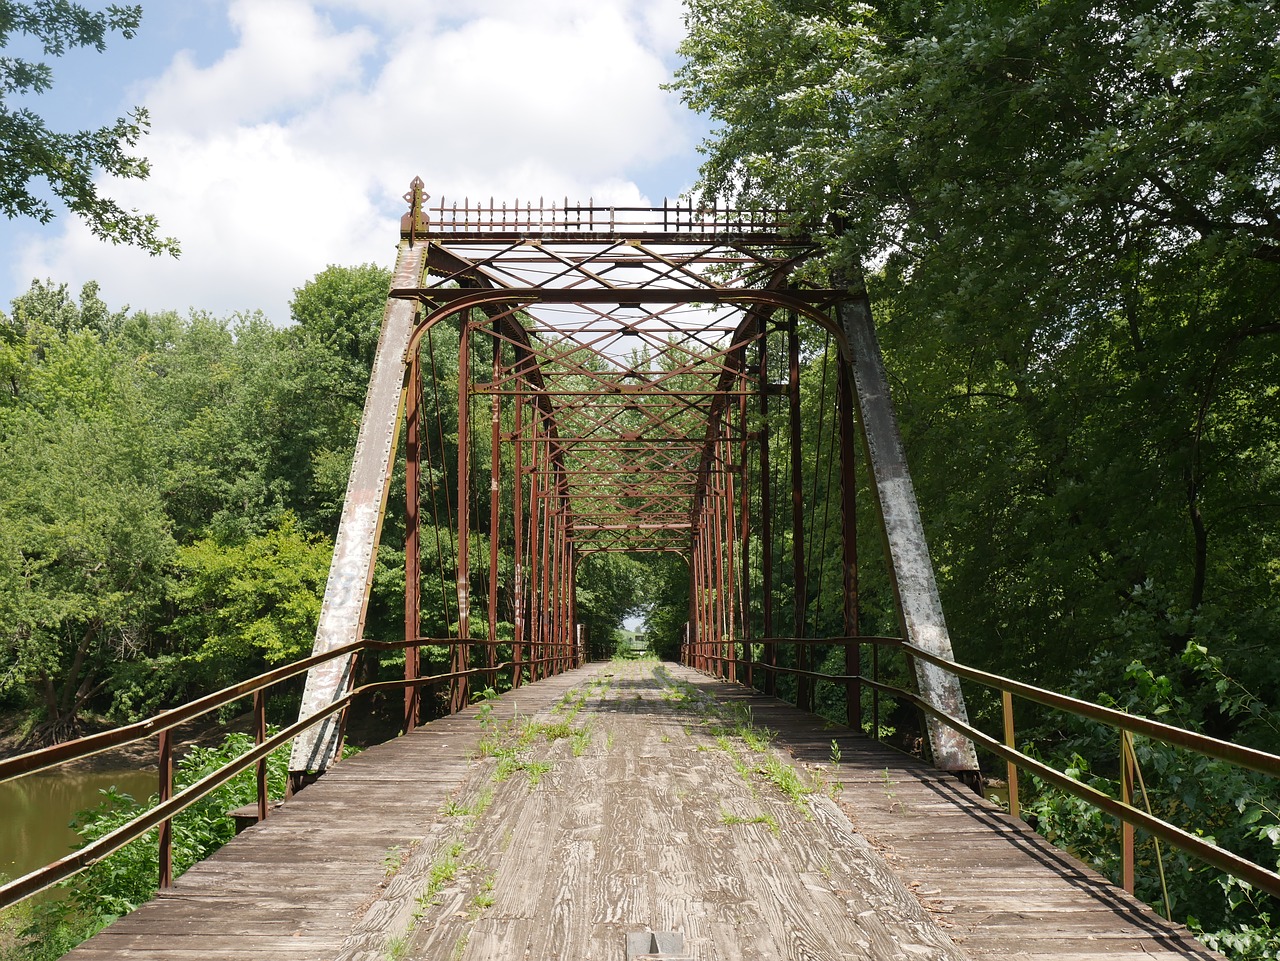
290,178,979,781
397,190,835,557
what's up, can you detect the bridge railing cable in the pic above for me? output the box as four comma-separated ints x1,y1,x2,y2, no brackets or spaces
691,633,1280,904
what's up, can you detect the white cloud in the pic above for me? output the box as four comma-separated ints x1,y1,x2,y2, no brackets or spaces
15,0,701,321
148,0,376,133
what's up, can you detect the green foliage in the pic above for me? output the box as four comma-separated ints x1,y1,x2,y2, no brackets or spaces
169,515,332,678
0,288,175,741
1019,645,1280,956
4,732,290,960
674,5,1280,953
66,732,289,918
291,264,392,387
0,266,382,735
0,2,178,254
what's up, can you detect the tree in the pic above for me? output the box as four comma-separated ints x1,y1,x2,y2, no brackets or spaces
671,0,1280,677
0,338,173,744
168,515,332,686
672,6,1280,950
0,2,178,255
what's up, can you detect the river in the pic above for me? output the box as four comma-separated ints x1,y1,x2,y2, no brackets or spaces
1,768,157,886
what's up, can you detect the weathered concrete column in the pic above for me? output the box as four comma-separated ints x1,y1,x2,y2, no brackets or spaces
290,242,426,778
839,294,979,775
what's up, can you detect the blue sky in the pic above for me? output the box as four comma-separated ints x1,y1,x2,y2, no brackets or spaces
2,1,709,322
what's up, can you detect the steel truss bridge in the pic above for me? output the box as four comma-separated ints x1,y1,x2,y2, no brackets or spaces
1,181,1277,961
290,178,976,779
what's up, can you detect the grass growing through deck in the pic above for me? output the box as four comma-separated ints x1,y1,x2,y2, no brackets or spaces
719,807,781,836
652,665,828,813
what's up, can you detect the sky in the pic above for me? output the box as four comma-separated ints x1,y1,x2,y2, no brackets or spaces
2,0,710,323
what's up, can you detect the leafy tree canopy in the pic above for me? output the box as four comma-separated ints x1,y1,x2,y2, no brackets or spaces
671,0,1280,311
0,1,178,254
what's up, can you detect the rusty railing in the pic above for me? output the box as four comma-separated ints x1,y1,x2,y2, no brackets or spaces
0,637,571,910
684,632,1280,903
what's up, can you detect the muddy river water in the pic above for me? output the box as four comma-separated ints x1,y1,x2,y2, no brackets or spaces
1,768,157,885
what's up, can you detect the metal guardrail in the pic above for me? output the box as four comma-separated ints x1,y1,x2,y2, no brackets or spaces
0,639,568,909
686,633,1280,902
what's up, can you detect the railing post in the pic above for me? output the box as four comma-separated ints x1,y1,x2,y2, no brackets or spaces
1121,731,1136,893
158,729,173,888
254,690,269,822
872,642,881,740
1002,690,1020,820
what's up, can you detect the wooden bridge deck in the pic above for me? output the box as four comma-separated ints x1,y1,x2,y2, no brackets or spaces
65,660,1221,961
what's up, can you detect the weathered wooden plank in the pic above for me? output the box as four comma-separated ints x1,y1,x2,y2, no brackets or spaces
61,661,1225,961
63,669,596,961
669,664,1224,961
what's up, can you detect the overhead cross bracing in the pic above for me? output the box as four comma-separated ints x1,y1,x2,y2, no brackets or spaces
394,183,840,557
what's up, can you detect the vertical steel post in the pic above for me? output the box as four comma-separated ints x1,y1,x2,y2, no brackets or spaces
724,446,739,683
404,348,422,732
703,515,714,672
551,499,564,675
713,462,727,678
788,311,810,710
554,485,562,674
537,446,553,680
1121,731,1136,893
526,416,542,681
691,534,701,670
487,325,502,686
836,353,860,730
452,316,471,713
738,360,753,688
254,689,269,822
158,729,173,889
512,349,525,687
694,530,706,670
1003,690,1020,820
693,531,702,671
758,316,776,695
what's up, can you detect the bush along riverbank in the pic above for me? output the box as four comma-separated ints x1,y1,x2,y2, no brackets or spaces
0,732,292,961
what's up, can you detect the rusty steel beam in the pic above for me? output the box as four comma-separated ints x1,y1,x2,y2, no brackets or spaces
839,295,979,774
290,243,425,777
836,354,861,730
452,315,472,714
512,350,526,688
788,311,811,711
487,324,502,683
737,356,753,688
758,313,776,695
404,348,422,732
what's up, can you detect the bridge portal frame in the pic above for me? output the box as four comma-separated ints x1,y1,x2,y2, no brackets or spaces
289,180,979,781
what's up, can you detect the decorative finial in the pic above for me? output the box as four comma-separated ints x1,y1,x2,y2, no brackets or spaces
401,177,429,244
